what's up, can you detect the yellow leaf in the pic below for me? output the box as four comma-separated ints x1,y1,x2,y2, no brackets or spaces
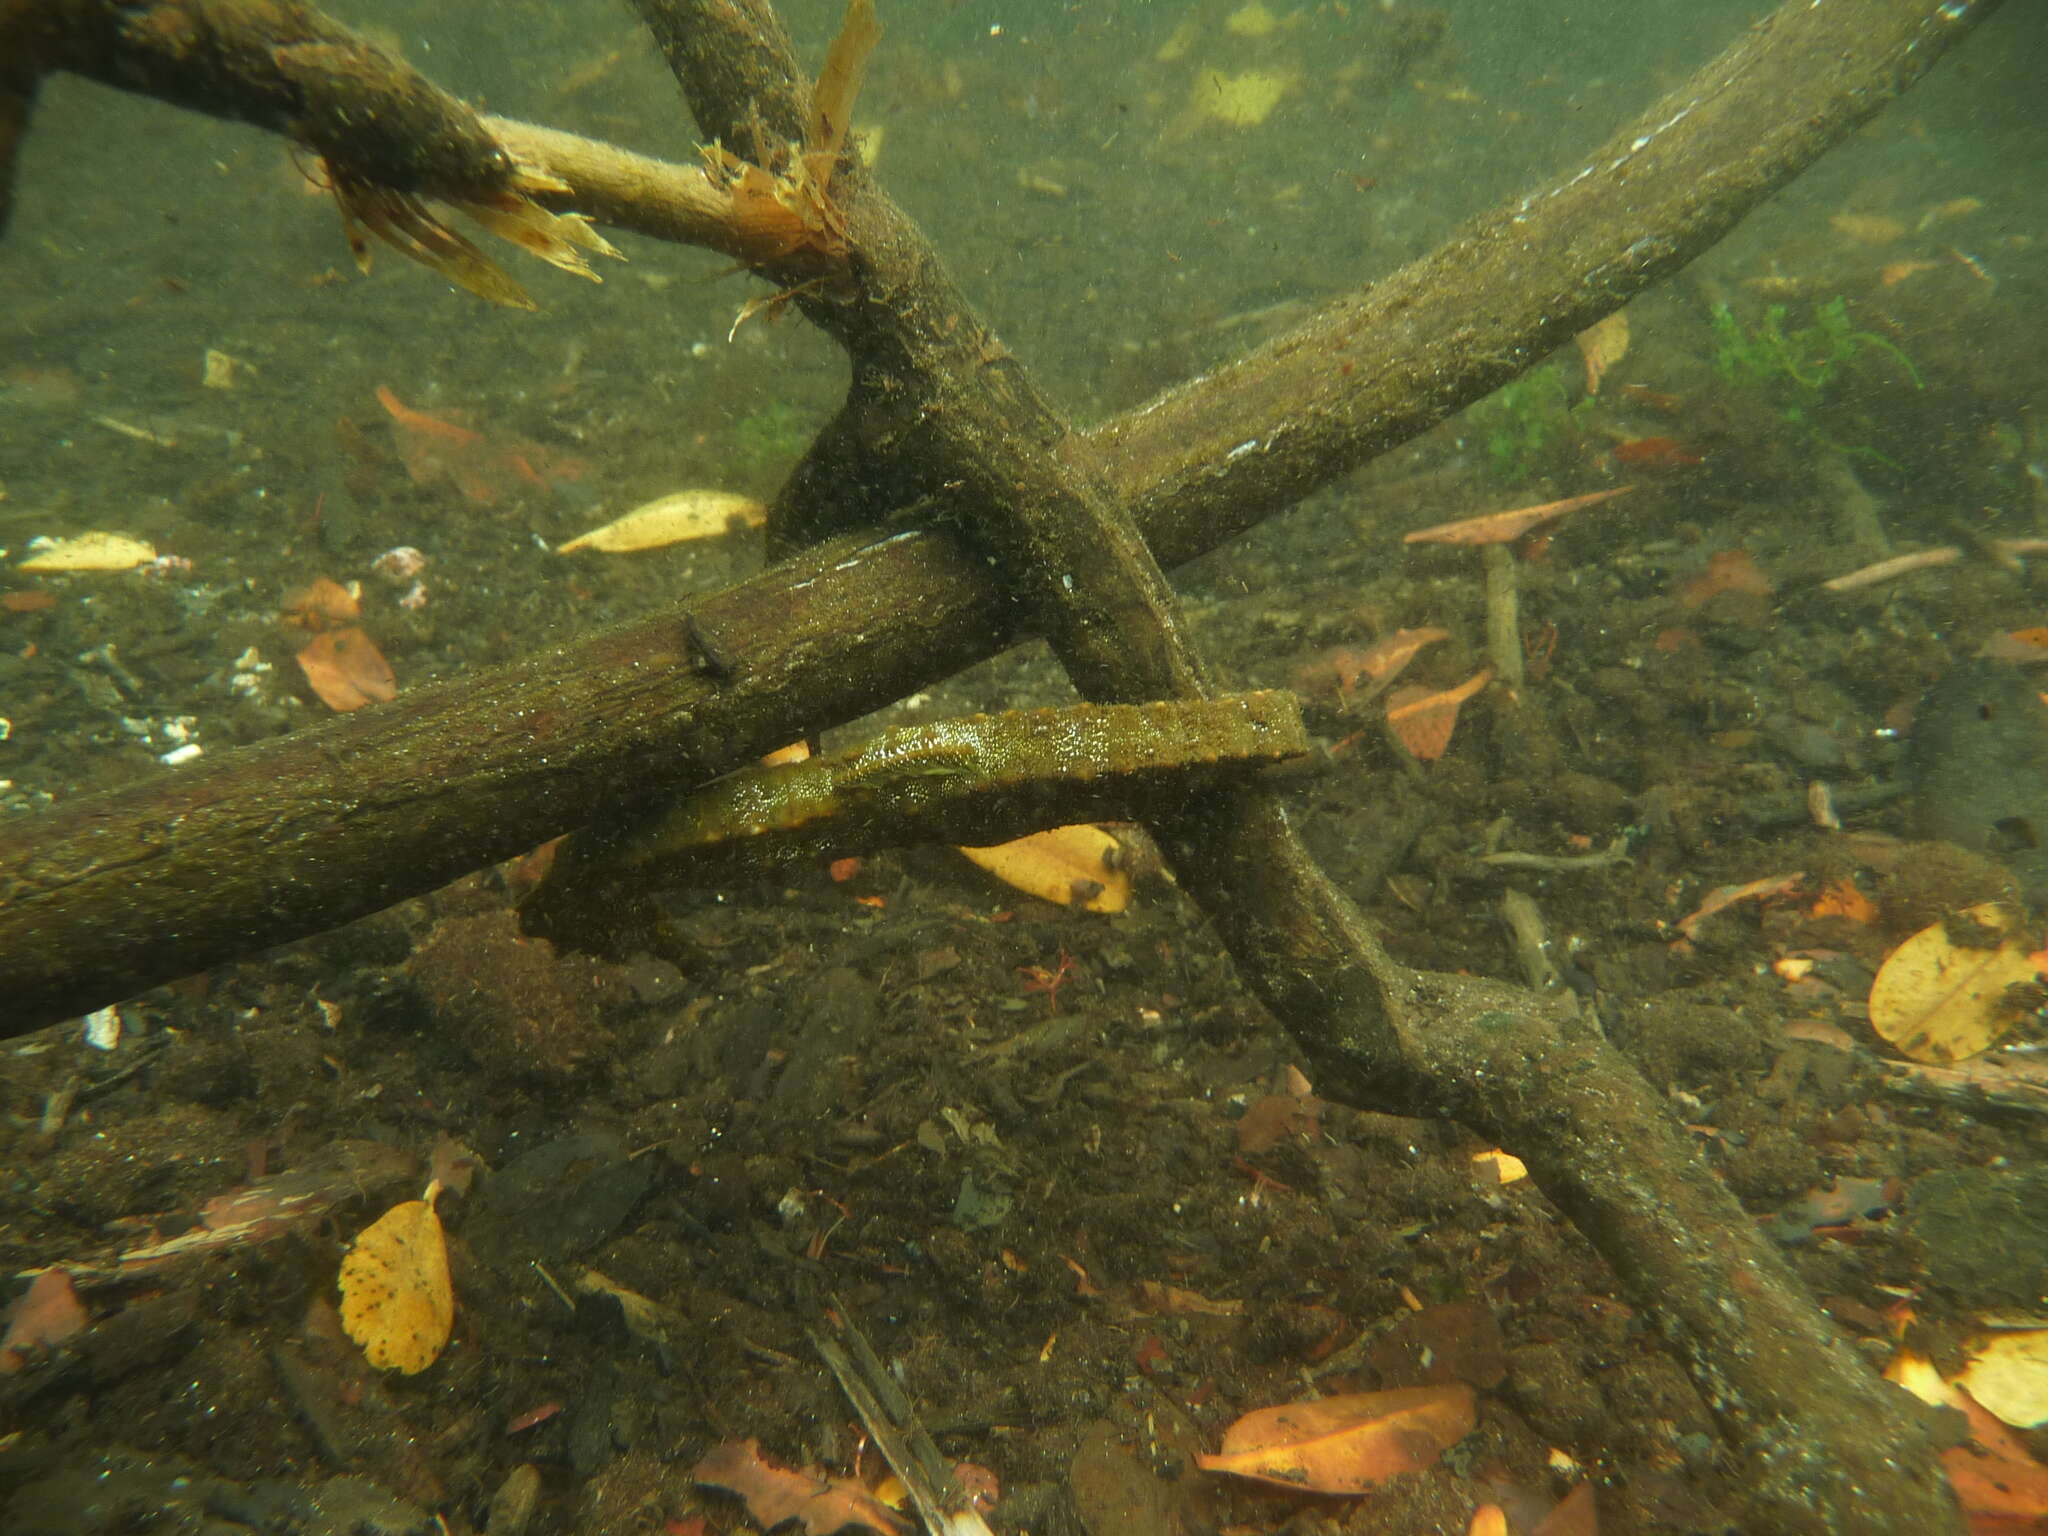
1829,212,1906,245
1574,311,1630,395
958,825,1131,913
557,490,766,554
1963,1330,2048,1429
338,1182,453,1374
1191,69,1295,129
1196,1385,1476,1492
1868,904,2045,1064
18,532,157,572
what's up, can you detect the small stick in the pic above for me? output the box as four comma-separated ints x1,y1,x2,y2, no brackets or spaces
1482,544,1525,688
1821,545,1961,592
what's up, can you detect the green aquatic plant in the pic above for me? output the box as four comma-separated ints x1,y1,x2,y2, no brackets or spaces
1469,361,1595,483
1708,296,1922,429
729,400,814,479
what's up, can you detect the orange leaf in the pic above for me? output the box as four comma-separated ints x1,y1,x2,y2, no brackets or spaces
1385,668,1492,762
1611,436,1703,468
1674,872,1807,940
1978,629,2048,665
281,576,361,629
296,626,397,712
1810,878,1877,923
1403,487,1635,547
695,1438,907,1536
1676,549,1773,609
376,384,482,447
1295,627,1450,703
0,1268,89,1373
1196,1384,1476,1493
1944,1387,2048,1528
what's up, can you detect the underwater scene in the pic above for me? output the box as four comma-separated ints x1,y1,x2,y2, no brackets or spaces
2,0,2046,1531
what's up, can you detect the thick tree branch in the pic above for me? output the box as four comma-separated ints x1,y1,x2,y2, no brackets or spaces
0,5,2002,1520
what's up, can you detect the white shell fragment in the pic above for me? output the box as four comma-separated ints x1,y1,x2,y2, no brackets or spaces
557,490,766,554
18,532,159,572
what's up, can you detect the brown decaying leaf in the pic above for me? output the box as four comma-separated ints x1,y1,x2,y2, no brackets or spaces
1575,310,1630,395
297,626,397,712
1385,668,1492,762
1675,548,1774,610
1196,1384,1476,1493
807,0,883,180
694,1438,907,1536
1403,486,1635,547
0,1269,89,1373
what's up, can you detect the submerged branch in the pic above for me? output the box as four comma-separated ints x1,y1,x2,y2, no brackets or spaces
0,4,2003,1523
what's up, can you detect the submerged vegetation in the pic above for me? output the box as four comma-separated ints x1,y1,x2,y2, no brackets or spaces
1469,360,1595,483
1709,296,1923,464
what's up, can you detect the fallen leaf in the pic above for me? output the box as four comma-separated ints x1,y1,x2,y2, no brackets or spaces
1674,872,1807,941
694,1438,908,1536
1829,212,1907,245
1237,1092,1321,1154
1879,259,1940,287
1978,629,2048,665
1869,904,2045,1064
1468,1507,1509,1536
3,590,59,613
296,626,397,712
1963,1331,2048,1429
959,825,1131,913
338,1181,453,1374
1676,549,1774,609
1134,1280,1246,1317
1403,487,1635,547
377,386,587,507
1471,1148,1528,1185
1196,1384,1476,1493
1611,436,1703,468
1575,311,1630,395
1385,668,1492,762
1922,196,1983,227
0,1269,89,1373
1891,1353,2048,1528
1295,627,1449,704
18,532,158,572
281,576,361,629
1190,67,1296,128
557,489,767,553
1810,878,1877,923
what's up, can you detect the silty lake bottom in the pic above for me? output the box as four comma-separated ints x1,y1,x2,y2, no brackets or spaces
4,1,2048,1532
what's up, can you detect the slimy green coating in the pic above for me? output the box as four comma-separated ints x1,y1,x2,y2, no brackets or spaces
553,690,1309,892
